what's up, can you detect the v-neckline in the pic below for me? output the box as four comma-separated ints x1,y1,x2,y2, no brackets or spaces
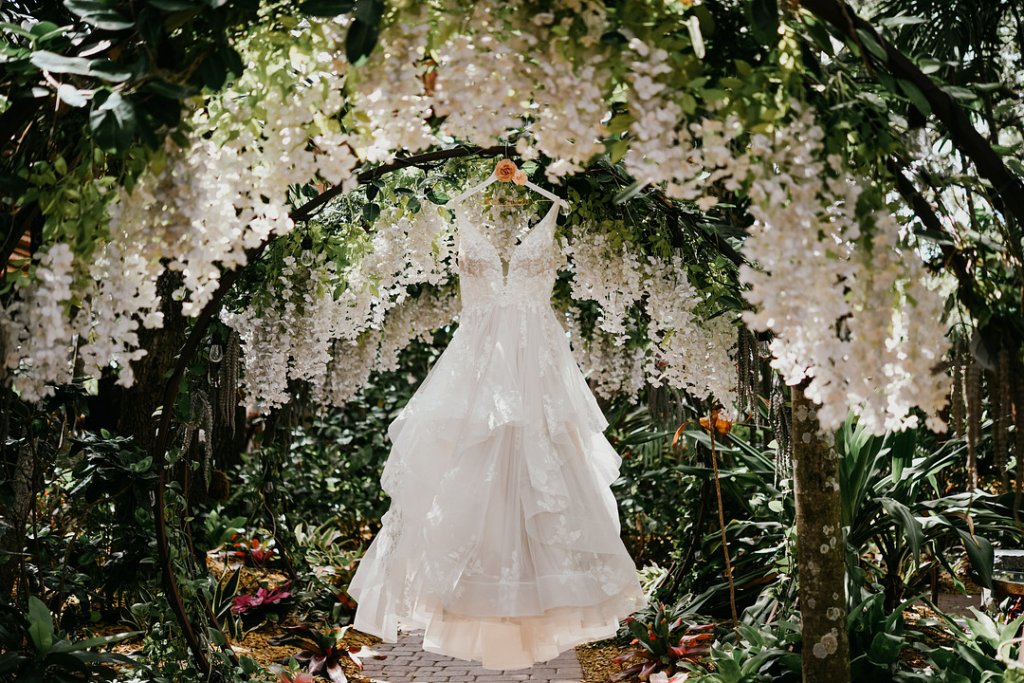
458,200,561,283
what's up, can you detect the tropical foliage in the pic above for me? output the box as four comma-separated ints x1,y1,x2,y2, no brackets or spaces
2,0,1024,680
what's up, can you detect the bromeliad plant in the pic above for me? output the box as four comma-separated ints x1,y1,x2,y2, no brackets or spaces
232,583,293,618
230,533,277,566
612,601,714,681
271,624,383,682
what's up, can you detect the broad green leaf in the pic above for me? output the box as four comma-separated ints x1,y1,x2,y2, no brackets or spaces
889,428,915,483
362,202,380,221
425,188,448,204
606,113,632,135
855,29,887,61
30,20,63,37
944,85,977,101
65,0,134,31
354,0,384,23
29,51,132,82
957,529,993,588
56,83,89,107
90,91,138,151
129,455,152,473
898,79,932,116
867,632,903,665
27,596,54,653
880,497,923,565
346,17,380,64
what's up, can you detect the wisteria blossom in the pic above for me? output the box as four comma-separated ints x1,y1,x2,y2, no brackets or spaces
1,1,955,435
1,244,77,402
739,110,951,433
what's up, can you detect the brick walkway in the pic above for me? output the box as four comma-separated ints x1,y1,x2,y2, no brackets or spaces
360,630,584,683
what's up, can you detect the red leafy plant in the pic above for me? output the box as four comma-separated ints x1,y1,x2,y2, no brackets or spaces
271,624,384,682
230,533,276,565
610,602,714,681
231,582,292,615
278,673,314,683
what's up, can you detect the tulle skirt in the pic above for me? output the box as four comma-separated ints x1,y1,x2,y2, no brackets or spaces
348,302,645,670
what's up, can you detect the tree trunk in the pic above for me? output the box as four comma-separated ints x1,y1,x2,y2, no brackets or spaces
0,436,35,599
115,273,188,452
792,383,850,683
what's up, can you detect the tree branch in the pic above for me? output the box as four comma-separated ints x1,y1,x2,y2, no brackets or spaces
290,145,509,223
799,0,1024,229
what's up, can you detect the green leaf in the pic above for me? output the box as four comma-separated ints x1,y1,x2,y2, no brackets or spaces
65,0,134,31
917,57,943,75
299,0,355,15
56,84,89,107
607,138,629,164
129,456,152,473
49,630,142,653
354,0,384,23
867,632,903,665
878,15,927,29
855,29,887,61
362,202,380,221
346,17,380,64
425,188,449,204
146,0,199,9
889,428,915,483
749,0,779,46
90,91,138,151
880,497,923,565
606,113,632,135
29,51,132,82
613,180,646,204
943,85,977,101
27,597,54,653
897,79,931,116
30,20,62,38
957,529,993,588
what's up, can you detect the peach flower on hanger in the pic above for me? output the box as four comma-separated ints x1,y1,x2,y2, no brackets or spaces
494,158,517,182
512,169,527,186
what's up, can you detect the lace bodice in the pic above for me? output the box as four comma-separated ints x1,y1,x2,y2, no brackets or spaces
453,199,564,315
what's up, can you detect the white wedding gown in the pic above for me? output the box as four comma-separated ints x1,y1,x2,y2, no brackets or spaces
348,197,645,670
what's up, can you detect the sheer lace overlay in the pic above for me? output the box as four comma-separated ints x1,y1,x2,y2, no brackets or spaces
348,199,645,670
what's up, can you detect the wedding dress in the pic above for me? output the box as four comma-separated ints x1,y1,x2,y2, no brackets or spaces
348,195,645,670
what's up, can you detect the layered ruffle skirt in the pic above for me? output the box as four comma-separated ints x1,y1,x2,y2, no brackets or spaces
348,303,645,670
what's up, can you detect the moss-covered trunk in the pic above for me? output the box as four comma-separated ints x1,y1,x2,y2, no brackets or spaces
792,383,850,683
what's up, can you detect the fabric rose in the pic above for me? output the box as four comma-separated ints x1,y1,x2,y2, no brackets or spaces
494,158,517,181
512,169,527,186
